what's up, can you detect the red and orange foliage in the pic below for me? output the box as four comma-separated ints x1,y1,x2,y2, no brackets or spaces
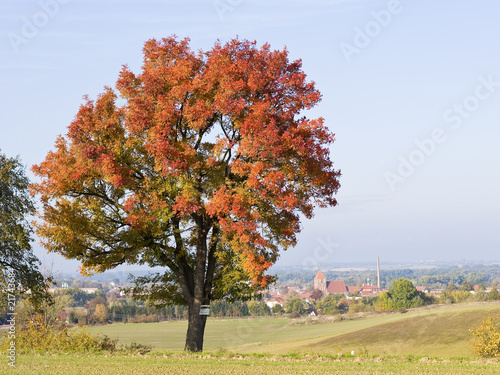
32,35,340,312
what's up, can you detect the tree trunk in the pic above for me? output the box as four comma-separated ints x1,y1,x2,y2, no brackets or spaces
184,301,208,352
180,217,217,352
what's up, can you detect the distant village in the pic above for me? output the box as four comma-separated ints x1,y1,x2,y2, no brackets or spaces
262,261,498,316
13,260,497,326
265,269,383,313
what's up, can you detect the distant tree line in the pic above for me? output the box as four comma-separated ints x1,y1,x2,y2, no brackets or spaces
273,265,500,291
38,288,257,325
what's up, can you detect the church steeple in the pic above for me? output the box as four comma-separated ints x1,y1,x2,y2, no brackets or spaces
314,269,326,280
314,269,327,295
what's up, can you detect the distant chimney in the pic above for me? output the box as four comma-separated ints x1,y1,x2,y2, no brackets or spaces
377,257,381,288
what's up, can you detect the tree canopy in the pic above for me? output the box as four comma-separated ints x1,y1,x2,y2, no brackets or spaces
375,278,424,311
0,151,49,306
32,36,340,351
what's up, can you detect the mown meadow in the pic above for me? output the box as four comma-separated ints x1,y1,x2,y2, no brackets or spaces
4,303,500,374
89,302,500,357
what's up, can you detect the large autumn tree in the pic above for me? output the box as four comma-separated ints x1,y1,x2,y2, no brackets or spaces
32,36,340,351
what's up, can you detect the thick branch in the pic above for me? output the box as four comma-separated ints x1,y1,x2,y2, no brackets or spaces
203,225,219,301
172,216,195,305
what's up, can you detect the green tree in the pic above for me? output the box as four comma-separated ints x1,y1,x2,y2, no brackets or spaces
337,297,349,314
68,309,78,324
231,302,248,317
248,301,271,316
0,151,50,308
489,287,500,301
58,288,94,307
375,278,424,311
447,284,458,291
389,278,424,309
461,281,474,292
272,304,284,315
258,302,271,316
248,301,260,316
316,294,341,315
374,291,393,311
286,297,307,315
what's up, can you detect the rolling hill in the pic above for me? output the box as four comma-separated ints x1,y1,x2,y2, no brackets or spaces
91,302,500,357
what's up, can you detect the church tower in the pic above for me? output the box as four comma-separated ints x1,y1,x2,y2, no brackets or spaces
314,270,327,295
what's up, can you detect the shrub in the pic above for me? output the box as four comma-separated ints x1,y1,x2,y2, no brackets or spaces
374,291,393,311
348,302,374,314
1,313,154,354
441,290,471,304
97,335,119,353
286,298,307,316
469,315,500,358
123,341,153,355
0,314,116,353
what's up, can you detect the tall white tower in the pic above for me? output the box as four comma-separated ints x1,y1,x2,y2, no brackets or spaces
377,257,381,289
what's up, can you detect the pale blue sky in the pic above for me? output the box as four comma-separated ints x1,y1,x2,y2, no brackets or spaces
1,0,499,273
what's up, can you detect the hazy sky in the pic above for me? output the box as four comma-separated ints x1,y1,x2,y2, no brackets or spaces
1,0,499,273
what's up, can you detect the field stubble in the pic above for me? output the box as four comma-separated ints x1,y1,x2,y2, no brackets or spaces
3,353,500,375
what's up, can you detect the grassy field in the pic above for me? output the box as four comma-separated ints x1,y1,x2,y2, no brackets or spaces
4,303,500,374
89,303,500,357
4,353,500,375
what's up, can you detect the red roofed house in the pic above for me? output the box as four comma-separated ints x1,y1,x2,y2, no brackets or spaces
299,292,313,302
359,284,381,293
326,280,348,295
266,295,285,310
348,286,360,293
357,284,382,296
314,270,348,296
